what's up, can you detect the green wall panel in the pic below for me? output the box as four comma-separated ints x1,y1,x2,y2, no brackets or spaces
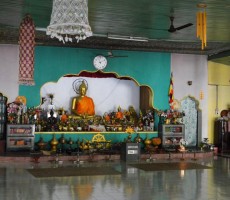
19,46,171,110
35,132,158,150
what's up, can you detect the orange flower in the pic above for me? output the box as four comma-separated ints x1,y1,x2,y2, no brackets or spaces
152,137,161,146
116,111,123,119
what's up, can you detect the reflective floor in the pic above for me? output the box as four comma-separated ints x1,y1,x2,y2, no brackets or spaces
0,156,230,200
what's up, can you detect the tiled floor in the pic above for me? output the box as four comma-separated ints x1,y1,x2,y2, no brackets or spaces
0,154,230,200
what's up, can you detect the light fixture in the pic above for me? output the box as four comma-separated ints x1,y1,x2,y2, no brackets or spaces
215,85,219,115
196,3,207,50
46,0,92,43
108,34,148,42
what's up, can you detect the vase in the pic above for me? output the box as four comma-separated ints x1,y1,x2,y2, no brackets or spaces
152,137,161,146
50,134,58,152
68,137,73,145
37,137,47,150
144,135,152,146
126,133,132,143
59,134,66,144
134,133,143,143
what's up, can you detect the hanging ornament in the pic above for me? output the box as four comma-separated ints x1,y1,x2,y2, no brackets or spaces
196,4,207,50
46,0,92,43
199,90,204,100
18,14,35,85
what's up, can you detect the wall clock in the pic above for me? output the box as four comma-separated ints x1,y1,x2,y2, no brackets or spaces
93,55,107,70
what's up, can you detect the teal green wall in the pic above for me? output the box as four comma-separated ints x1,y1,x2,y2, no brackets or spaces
19,46,171,110
35,132,158,150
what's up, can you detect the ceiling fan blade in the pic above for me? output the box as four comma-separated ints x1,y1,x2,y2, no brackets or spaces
114,55,128,58
106,51,128,58
176,23,193,31
167,16,193,33
106,55,128,58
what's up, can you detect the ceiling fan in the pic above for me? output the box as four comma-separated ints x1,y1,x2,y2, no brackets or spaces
105,51,128,58
168,16,193,33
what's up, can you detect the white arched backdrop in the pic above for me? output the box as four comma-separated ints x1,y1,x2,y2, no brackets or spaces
40,76,140,116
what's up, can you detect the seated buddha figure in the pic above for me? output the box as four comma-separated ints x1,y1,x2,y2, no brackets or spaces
71,81,95,118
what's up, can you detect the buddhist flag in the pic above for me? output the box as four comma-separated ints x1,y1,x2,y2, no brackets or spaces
168,72,174,109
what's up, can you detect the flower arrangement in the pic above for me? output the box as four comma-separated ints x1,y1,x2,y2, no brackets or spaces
7,101,39,124
7,102,24,123
157,109,185,124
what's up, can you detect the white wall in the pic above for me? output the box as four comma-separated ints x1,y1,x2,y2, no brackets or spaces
40,76,140,116
0,45,19,102
171,53,208,138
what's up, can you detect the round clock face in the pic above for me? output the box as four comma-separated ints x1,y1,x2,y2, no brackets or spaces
93,55,107,70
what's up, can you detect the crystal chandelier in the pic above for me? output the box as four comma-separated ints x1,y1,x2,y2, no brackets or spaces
46,0,92,43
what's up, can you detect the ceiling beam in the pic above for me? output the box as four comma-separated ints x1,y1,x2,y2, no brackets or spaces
208,50,230,60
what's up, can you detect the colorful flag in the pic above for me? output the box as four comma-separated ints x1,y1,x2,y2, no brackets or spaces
168,72,174,109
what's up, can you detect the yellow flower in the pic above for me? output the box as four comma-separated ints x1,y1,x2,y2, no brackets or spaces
125,127,134,134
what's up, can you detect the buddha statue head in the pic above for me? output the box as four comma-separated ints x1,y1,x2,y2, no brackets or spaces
79,81,87,96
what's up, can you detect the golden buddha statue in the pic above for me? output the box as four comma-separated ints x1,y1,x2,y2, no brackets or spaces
71,80,95,119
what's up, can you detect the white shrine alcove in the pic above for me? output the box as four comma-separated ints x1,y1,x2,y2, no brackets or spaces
39,71,154,116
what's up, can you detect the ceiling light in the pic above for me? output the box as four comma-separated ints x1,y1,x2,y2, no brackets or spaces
108,34,148,42
46,0,92,43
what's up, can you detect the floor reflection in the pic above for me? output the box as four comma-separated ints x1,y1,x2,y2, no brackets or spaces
0,157,229,200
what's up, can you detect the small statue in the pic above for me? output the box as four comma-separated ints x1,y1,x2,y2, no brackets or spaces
116,106,123,119
47,109,57,124
47,109,57,131
129,106,138,124
60,110,68,122
103,112,110,123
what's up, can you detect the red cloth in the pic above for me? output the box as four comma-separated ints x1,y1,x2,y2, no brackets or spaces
18,14,35,85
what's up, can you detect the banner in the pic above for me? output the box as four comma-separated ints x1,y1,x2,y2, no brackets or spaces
18,14,35,85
